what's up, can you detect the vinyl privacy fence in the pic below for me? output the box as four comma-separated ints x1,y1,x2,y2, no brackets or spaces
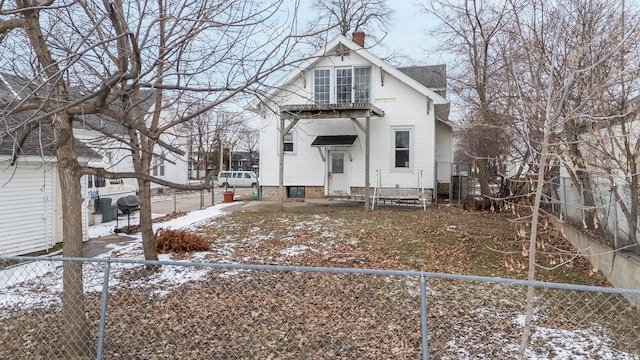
1,256,639,359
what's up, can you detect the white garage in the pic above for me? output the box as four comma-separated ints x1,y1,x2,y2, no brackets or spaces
0,159,89,256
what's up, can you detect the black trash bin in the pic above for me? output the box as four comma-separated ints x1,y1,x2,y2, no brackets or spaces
101,198,113,222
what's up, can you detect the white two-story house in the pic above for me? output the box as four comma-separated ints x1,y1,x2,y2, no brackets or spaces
254,32,454,208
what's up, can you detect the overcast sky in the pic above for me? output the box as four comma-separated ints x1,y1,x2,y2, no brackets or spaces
382,1,445,65
295,1,446,66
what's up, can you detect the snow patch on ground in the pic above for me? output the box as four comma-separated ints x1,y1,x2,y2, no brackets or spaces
1,206,638,359
0,203,236,312
280,245,314,257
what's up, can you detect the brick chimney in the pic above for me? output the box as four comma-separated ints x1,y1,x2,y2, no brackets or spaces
352,31,365,47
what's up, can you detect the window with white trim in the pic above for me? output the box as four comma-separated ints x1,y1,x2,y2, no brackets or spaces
312,66,371,103
353,66,371,102
336,68,353,103
314,69,331,104
94,175,106,188
394,129,411,168
284,132,294,153
153,155,165,176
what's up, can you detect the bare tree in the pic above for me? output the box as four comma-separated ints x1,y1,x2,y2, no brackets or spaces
0,0,138,354
308,0,393,48
61,0,334,263
240,125,260,171
188,110,229,179
1,0,335,355
187,109,247,178
499,0,632,356
424,0,517,202
425,0,635,356
582,1,640,246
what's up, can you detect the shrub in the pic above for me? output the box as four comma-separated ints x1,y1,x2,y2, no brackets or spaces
154,228,210,253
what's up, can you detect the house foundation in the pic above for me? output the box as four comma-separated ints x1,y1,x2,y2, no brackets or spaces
260,186,433,204
261,186,325,201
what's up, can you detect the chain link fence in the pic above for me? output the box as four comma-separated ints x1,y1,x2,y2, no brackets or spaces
1,256,639,359
434,162,475,206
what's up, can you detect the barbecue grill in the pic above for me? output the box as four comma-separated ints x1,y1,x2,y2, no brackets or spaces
116,195,140,214
114,195,140,231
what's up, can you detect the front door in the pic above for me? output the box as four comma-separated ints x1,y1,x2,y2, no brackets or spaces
328,151,349,195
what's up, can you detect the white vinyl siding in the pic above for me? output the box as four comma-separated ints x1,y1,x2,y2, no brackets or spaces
0,164,54,256
258,47,443,190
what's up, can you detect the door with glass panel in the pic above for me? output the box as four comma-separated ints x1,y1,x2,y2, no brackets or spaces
328,151,349,195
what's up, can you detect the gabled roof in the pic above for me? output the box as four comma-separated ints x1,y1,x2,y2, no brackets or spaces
398,65,447,98
72,90,156,135
0,72,45,100
0,73,100,160
257,35,449,107
1,112,100,160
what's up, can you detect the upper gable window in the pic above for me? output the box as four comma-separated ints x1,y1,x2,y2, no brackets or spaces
314,69,331,104
353,66,370,102
94,175,106,188
313,66,371,104
336,68,353,103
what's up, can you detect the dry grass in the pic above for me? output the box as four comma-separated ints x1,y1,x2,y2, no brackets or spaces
198,205,609,285
1,205,637,359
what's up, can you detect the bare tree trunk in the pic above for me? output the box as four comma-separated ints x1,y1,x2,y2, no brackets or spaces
57,115,92,357
17,5,93,356
219,140,224,172
611,173,640,247
580,176,597,229
566,144,598,229
475,158,492,197
131,106,159,262
518,140,550,359
138,178,158,261
128,96,159,262
630,190,639,246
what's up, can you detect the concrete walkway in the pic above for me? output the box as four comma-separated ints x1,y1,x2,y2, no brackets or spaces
83,234,137,258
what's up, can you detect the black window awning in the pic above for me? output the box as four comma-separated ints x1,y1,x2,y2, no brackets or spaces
311,135,358,146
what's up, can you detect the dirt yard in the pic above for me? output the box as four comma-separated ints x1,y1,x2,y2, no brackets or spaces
198,204,610,285
2,205,635,359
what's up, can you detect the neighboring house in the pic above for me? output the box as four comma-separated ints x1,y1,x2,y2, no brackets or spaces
232,151,259,172
73,93,190,193
0,73,96,256
558,97,640,245
253,33,453,205
189,150,215,179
